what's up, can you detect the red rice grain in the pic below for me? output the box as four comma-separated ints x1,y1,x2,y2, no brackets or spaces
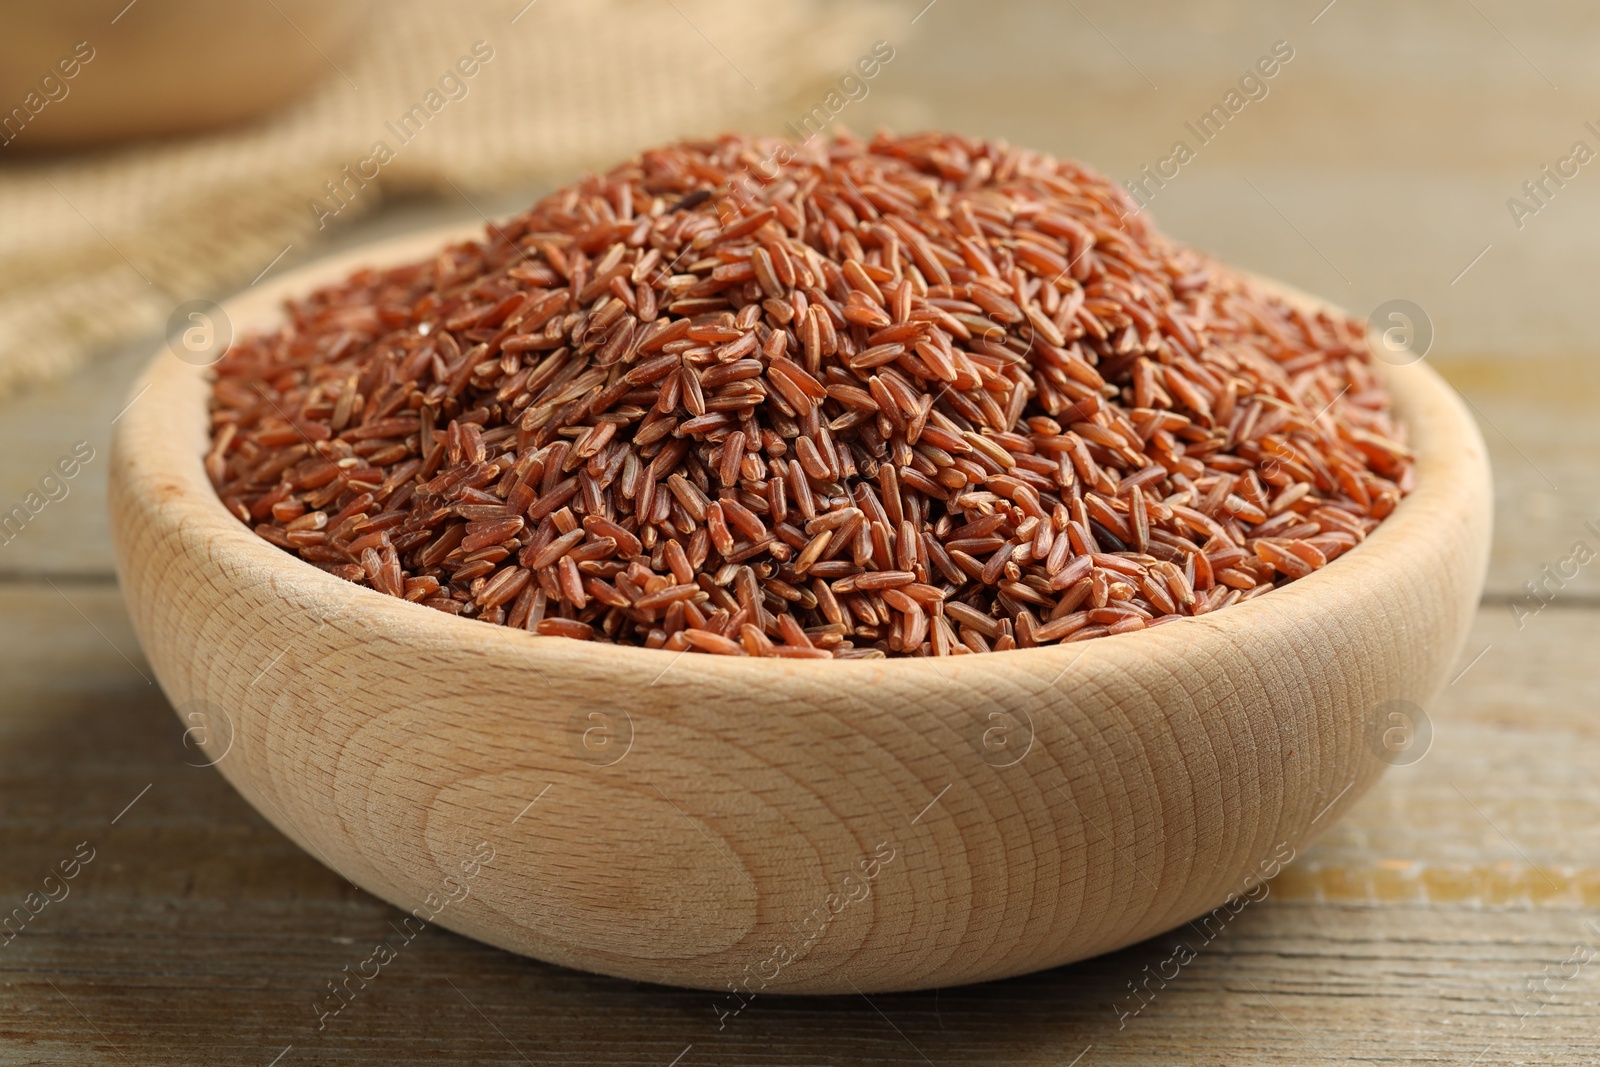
208,131,1413,660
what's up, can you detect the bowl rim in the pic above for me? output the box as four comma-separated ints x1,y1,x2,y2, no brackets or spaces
113,221,1489,685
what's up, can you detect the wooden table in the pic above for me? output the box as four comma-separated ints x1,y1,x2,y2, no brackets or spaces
4,1,1598,1062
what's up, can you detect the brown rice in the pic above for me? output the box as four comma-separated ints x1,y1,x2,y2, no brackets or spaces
207,131,1412,659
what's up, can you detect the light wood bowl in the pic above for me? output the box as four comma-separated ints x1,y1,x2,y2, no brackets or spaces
0,0,373,150
109,227,1492,994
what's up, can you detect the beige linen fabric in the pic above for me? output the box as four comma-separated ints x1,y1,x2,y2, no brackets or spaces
0,0,893,397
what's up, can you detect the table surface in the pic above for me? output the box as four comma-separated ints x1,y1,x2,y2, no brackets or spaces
5,2,1600,1064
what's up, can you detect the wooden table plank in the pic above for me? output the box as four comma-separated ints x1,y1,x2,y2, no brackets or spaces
1,586,1595,1066
870,0,1600,365
6,1,1600,1061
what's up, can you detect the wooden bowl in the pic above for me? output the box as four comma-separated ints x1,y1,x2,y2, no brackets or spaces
109,227,1492,995
0,0,373,150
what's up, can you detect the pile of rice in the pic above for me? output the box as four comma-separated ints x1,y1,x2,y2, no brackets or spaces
208,131,1411,659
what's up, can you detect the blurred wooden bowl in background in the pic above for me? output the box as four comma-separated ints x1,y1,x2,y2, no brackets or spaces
0,0,375,150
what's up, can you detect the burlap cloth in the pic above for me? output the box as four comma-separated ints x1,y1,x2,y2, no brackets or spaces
0,0,895,399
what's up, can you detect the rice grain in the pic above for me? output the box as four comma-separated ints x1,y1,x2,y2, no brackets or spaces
210,131,1412,659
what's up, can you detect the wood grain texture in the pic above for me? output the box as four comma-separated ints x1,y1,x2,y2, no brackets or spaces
104,229,1492,994
2,586,1596,1066
867,0,1600,365
1,0,1592,1055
